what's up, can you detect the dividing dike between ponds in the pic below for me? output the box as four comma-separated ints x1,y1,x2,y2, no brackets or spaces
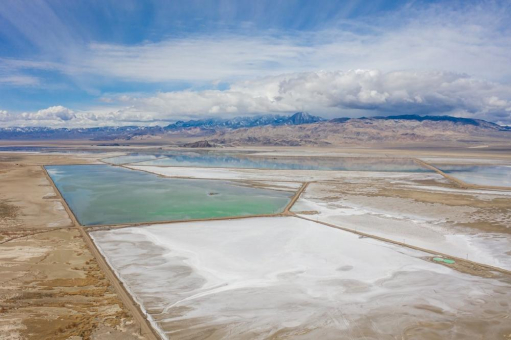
414,158,511,191
293,214,511,276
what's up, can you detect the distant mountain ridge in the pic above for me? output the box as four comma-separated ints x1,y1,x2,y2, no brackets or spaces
0,125,148,140
332,114,508,129
211,114,511,146
368,114,505,129
0,113,509,141
166,112,324,130
0,112,324,140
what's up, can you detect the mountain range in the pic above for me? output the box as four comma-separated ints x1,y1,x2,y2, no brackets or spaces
0,112,324,140
167,112,324,130
0,112,509,146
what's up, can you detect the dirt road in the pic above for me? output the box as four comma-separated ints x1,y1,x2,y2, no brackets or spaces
41,166,160,340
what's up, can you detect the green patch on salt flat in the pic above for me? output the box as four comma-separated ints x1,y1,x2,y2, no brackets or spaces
433,257,456,264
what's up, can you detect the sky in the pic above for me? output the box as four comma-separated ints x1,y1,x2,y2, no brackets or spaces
1,0,511,128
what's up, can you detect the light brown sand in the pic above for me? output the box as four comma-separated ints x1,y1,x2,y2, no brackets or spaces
0,153,145,340
2,145,511,340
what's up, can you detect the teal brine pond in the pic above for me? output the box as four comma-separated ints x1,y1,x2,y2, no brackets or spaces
436,165,511,187
46,165,293,226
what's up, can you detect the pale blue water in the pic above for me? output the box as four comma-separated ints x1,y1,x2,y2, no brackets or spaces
0,146,105,154
102,154,162,164
3,146,430,172
110,152,430,172
46,165,292,226
437,165,511,187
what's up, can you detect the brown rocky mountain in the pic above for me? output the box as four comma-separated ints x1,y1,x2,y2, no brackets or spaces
1,114,510,147
208,117,511,147
181,140,214,148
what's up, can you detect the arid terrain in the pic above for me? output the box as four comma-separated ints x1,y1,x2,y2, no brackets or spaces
2,0,511,338
2,115,511,149
0,153,152,340
210,118,511,147
1,143,510,340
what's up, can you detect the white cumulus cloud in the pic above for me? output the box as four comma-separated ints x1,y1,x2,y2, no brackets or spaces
25,106,76,121
2,70,511,128
112,70,511,124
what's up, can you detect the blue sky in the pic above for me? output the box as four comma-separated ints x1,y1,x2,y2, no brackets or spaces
1,0,511,127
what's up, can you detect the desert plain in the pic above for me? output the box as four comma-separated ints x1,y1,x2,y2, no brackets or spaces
1,143,510,340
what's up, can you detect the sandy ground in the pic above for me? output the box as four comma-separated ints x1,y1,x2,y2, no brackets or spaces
91,217,511,340
0,155,76,232
2,146,511,339
0,153,145,340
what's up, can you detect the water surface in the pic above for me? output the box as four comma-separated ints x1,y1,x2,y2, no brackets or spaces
0,146,105,154
102,153,162,164
46,165,292,226
436,165,511,187
129,152,429,172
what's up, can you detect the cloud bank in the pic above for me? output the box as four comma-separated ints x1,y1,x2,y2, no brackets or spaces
2,70,511,128
1,1,510,127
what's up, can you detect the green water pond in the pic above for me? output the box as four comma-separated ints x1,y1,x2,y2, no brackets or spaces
46,165,292,226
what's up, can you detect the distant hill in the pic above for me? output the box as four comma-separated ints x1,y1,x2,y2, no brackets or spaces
332,114,508,129
181,140,214,148
0,112,324,140
368,114,507,129
0,113,509,146
210,115,511,146
0,125,145,141
165,112,324,131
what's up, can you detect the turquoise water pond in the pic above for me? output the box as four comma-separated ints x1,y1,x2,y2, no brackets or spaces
46,165,292,226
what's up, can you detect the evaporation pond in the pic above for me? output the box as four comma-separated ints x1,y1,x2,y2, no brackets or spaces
102,153,162,164
46,165,292,226
133,153,430,172
435,165,511,187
